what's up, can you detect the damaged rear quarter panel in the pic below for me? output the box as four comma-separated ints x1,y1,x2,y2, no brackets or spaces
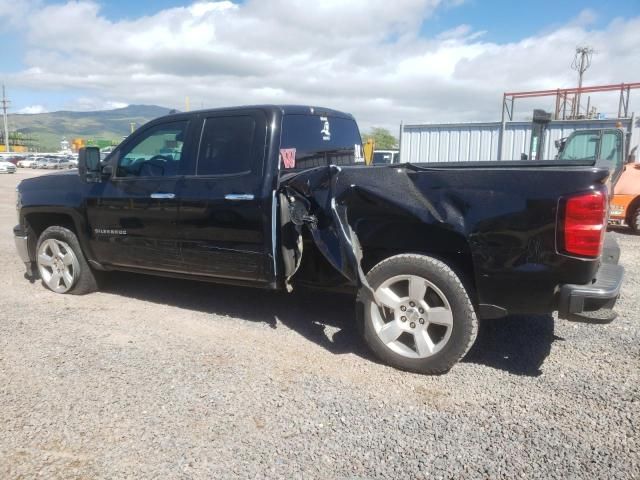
281,164,610,316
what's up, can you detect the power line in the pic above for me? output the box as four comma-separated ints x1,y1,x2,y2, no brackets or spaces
1,84,9,153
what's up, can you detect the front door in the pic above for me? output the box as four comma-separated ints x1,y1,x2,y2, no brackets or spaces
177,111,272,283
87,119,194,272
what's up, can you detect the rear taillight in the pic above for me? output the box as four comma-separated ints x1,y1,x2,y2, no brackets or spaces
559,190,607,258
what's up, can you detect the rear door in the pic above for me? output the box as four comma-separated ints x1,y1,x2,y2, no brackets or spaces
176,110,271,282
598,129,625,185
86,118,194,271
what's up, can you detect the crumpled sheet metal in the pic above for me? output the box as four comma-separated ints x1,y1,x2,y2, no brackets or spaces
280,165,468,299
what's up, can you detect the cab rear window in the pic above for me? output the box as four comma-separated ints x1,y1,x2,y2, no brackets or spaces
280,114,363,169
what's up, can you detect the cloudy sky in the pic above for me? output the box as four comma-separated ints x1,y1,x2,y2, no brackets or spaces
1,0,639,130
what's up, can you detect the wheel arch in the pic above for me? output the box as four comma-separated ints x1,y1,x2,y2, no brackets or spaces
625,195,640,229
355,220,477,303
23,208,97,264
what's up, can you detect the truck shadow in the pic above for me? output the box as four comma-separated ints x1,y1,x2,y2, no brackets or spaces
607,226,638,236
101,272,557,376
464,314,560,377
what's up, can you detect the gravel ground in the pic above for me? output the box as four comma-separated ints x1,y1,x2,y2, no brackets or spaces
0,169,638,479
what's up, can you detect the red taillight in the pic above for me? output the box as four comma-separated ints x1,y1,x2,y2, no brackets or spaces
560,190,607,258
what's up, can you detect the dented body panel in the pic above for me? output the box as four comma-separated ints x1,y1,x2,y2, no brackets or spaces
280,161,610,317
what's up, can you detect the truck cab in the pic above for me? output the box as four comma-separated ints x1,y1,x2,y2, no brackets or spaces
557,127,639,231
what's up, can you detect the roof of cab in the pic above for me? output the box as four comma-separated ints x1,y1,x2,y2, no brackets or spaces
163,104,355,121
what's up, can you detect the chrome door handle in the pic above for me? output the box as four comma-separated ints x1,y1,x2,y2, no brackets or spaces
150,193,176,199
225,194,255,201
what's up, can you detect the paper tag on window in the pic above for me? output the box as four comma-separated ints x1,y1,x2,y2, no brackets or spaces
280,148,296,169
354,144,363,163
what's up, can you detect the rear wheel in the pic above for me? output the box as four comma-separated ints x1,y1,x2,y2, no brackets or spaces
36,226,100,295
362,254,478,374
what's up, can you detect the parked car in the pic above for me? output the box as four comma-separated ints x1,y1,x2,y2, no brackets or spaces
0,160,17,173
3,155,25,165
13,105,624,374
31,157,47,169
44,158,71,169
17,158,35,168
372,150,399,164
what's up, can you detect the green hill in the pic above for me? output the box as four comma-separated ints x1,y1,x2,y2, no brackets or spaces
8,104,173,151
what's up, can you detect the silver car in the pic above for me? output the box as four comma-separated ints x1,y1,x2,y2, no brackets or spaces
0,161,17,174
47,158,71,169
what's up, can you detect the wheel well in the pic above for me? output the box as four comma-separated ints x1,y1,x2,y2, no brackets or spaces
625,196,640,225
25,212,77,239
359,227,477,302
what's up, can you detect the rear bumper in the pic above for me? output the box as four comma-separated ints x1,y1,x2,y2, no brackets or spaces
558,262,624,324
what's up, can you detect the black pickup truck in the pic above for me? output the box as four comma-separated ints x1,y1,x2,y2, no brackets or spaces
13,105,624,374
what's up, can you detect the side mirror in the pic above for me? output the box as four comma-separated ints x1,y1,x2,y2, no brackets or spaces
78,147,102,182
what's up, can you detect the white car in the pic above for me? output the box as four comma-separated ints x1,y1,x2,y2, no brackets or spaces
17,159,36,168
0,161,17,174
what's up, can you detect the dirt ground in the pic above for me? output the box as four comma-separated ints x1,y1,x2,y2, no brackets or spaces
0,169,638,479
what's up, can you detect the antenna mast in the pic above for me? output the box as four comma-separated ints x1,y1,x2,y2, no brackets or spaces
571,46,594,118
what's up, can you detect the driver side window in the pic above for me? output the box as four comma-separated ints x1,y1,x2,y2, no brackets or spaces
116,121,188,178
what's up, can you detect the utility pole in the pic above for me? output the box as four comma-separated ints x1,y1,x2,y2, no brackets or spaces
571,46,594,118
1,84,10,153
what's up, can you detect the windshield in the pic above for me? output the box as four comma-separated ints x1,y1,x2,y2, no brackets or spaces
558,129,624,182
558,132,599,161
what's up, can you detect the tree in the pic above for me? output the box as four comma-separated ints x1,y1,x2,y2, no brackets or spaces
362,127,398,150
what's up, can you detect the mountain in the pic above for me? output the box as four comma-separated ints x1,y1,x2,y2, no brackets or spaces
8,104,174,151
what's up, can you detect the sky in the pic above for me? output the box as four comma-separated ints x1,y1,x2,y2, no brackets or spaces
0,0,639,130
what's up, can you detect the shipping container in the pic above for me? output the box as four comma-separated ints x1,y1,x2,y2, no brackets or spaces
400,117,639,163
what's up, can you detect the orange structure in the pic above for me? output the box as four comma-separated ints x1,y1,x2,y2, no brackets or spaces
610,158,640,232
71,138,86,152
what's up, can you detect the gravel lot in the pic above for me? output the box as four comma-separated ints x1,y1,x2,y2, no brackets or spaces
0,169,638,479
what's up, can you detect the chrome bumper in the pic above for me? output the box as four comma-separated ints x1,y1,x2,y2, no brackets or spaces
14,233,30,263
13,225,31,263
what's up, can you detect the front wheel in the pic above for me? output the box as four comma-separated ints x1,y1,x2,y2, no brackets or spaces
36,226,100,295
630,206,640,234
362,254,478,374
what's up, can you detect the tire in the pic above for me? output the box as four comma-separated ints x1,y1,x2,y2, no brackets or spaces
35,226,100,295
362,254,478,374
630,206,640,234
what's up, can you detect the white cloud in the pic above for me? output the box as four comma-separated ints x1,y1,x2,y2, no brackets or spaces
7,1,640,130
17,104,47,114
69,97,128,111
0,0,41,28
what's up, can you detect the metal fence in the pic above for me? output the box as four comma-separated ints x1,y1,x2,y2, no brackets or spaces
400,117,639,163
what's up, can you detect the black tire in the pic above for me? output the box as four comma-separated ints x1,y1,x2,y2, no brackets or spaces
362,254,478,374
36,226,100,295
630,206,640,234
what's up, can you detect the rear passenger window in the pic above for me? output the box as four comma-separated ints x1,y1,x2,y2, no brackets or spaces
197,116,256,176
280,114,363,170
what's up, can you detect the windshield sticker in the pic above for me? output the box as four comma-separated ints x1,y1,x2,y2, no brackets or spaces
280,148,296,169
354,144,364,163
320,116,331,141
